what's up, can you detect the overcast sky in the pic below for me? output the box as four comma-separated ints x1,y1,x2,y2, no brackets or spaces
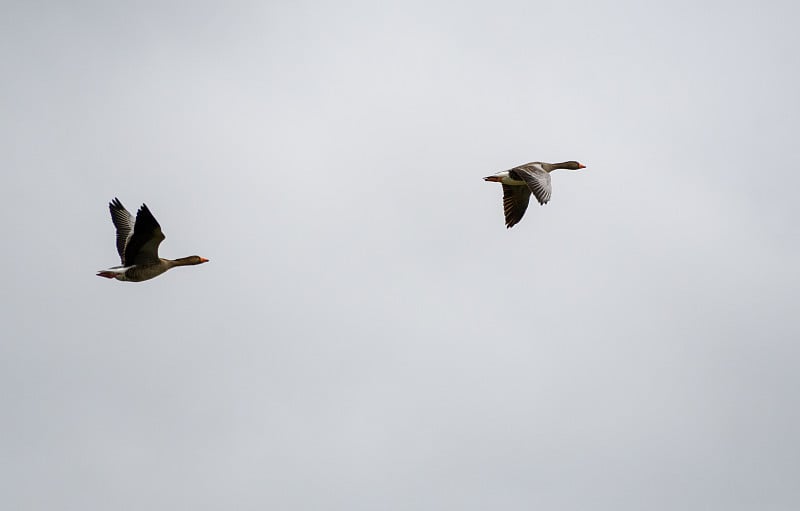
1,0,799,509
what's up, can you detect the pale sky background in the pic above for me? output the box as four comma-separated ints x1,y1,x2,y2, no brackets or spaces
1,0,799,509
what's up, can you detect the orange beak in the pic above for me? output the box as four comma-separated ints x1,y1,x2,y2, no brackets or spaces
578,163,586,169
484,176,502,182
199,257,209,263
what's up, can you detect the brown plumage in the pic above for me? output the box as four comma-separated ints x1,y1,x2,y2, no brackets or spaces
97,198,208,282
484,161,586,228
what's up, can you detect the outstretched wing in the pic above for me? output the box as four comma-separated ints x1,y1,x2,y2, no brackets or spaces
109,198,135,264
125,203,166,265
502,184,531,228
513,163,552,205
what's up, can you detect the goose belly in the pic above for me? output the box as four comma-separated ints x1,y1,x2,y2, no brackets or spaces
501,176,526,186
124,263,169,282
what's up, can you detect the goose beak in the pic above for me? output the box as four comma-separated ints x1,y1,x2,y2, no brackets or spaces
484,176,502,182
199,257,209,263
578,163,586,169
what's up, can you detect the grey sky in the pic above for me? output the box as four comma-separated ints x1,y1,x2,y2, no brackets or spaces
1,0,798,509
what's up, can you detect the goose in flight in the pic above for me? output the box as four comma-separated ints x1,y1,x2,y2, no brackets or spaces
484,161,586,228
97,198,208,282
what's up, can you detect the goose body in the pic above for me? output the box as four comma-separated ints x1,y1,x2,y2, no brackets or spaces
97,198,208,282
484,160,585,228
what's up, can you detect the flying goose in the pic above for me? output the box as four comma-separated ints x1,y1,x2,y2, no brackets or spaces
484,161,586,228
97,198,208,282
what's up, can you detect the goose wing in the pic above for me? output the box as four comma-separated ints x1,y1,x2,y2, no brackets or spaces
125,203,166,265
502,184,531,228
513,163,552,205
109,198,135,265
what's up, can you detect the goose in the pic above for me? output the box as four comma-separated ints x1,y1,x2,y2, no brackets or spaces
484,161,586,228
97,198,208,282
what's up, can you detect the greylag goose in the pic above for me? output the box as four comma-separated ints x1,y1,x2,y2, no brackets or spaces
97,198,208,282
484,161,586,228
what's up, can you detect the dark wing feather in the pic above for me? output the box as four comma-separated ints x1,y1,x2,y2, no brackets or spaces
502,184,531,228
514,164,552,205
125,204,166,265
109,198,134,264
